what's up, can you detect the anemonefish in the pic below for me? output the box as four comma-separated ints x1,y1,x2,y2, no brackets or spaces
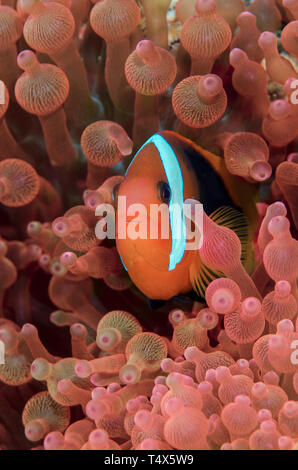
115,131,259,300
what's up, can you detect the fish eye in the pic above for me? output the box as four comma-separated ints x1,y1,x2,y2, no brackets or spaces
112,183,121,204
157,181,171,204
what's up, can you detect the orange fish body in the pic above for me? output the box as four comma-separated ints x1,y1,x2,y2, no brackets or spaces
116,131,258,300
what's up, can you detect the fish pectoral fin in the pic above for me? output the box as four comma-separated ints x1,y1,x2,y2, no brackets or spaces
190,252,223,298
209,205,249,264
189,204,250,297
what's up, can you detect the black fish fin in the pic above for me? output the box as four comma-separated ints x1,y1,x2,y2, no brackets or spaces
147,298,166,310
